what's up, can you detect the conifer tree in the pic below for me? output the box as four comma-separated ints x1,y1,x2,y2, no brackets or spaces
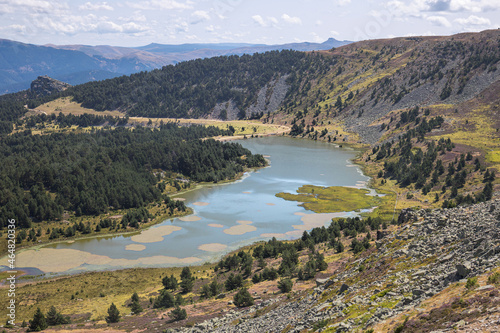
180,267,194,293
28,308,48,332
105,303,120,323
130,293,142,315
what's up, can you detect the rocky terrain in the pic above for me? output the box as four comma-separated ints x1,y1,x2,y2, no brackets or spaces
170,197,500,332
29,75,71,97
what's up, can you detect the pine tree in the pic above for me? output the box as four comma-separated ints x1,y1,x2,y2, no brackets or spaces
169,306,187,322
105,303,120,323
130,293,142,315
278,278,293,293
233,288,254,307
175,293,184,306
28,308,48,332
162,274,178,291
46,305,58,326
153,289,175,308
180,267,194,293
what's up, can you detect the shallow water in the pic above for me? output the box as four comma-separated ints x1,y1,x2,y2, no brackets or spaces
5,136,370,275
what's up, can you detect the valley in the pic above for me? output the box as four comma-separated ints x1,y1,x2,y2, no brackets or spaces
0,29,499,332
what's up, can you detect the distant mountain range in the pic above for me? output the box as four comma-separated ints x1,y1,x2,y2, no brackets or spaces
0,38,351,94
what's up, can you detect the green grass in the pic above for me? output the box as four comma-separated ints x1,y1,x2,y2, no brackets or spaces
276,185,385,214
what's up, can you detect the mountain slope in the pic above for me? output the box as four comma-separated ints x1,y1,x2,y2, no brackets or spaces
0,39,118,94
0,38,350,95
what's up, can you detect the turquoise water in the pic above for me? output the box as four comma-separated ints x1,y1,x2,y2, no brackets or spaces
33,137,370,274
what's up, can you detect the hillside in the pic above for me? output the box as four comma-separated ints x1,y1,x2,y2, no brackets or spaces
22,30,498,207
0,30,499,333
30,30,499,144
0,38,349,95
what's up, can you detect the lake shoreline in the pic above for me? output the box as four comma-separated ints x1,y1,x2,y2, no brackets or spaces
1,135,375,281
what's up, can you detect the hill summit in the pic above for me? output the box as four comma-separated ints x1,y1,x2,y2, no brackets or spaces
30,75,71,98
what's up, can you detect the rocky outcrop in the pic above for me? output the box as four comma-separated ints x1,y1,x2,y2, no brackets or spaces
245,75,290,118
29,75,71,97
208,75,290,121
172,198,500,332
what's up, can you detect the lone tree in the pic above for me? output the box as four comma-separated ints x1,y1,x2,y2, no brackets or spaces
46,305,70,326
233,288,254,308
180,267,194,293
105,303,120,323
169,306,187,322
278,278,293,293
130,293,143,315
28,308,48,332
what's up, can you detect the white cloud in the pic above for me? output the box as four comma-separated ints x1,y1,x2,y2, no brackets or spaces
175,21,189,33
126,0,192,10
426,15,451,27
119,13,147,22
455,15,490,25
252,14,266,27
330,30,340,36
337,0,351,5
310,32,324,43
251,15,280,28
0,0,68,14
448,0,500,13
281,14,302,25
31,14,149,35
268,16,278,26
191,10,210,24
455,14,492,27
387,0,500,16
79,2,114,11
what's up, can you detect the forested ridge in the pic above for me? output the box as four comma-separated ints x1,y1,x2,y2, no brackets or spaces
0,123,265,229
30,50,316,118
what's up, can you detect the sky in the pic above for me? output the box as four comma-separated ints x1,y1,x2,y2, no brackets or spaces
0,0,499,47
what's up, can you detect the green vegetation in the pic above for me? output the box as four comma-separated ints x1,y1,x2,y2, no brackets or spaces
130,293,143,315
31,51,321,119
278,278,293,293
276,185,384,213
233,288,254,307
180,267,195,294
46,306,71,326
465,277,478,290
0,123,265,230
105,303,120,323
27,308,47,332
488,271,500,285
169,306,187,322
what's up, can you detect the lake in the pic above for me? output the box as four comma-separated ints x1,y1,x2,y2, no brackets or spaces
5,136,370,275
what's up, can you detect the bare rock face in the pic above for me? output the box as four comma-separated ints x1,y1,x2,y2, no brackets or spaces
30,75,71,97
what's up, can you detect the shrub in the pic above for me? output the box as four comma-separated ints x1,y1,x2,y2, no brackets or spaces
233,288,254,307
278,278,293,293
465,277,478,290
169,306,187,322
488,272,500,285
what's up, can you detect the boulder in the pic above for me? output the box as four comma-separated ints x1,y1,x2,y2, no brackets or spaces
339,283,349,294
456,262,472,278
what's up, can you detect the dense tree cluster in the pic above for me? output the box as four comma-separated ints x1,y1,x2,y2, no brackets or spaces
33,51,317,119
27,306,70,332
24,112,128,128
0,123,265,229
120,207,152,229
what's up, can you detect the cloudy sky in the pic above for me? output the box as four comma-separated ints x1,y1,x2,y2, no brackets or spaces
1,0,499,46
